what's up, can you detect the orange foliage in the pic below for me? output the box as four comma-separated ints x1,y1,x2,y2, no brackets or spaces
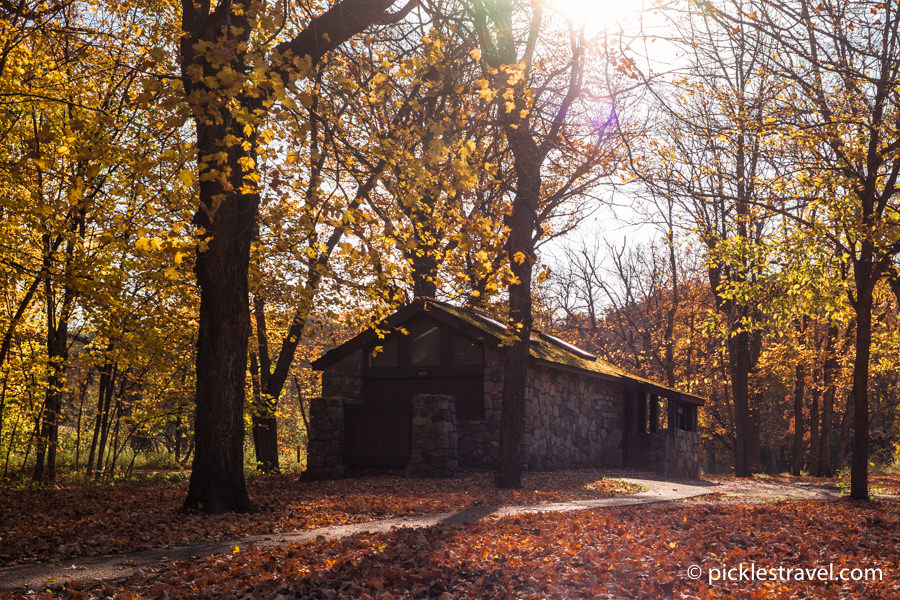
0,472,641,566
20,499,898,599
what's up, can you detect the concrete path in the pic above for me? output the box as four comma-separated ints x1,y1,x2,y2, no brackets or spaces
0,476,714,593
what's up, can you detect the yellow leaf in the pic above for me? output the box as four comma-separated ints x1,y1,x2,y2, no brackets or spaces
178,169,195,187
238,156,256,171
469,48,482,61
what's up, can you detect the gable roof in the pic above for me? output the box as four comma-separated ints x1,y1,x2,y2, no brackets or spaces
313,299,704,405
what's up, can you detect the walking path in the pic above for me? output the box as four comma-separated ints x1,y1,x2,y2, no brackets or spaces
0,476,713,593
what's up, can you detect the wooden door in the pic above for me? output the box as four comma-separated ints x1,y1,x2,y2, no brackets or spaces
343,375,483,468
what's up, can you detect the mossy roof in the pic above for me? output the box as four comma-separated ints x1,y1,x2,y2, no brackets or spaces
429,300,703,404
312,299,704,405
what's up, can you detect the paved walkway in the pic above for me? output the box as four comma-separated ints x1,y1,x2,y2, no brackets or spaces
0,476,714,593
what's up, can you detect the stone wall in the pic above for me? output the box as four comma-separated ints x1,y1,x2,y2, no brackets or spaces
523,365,624,470
647,428,701,478
316,340,701,479
303,397,353,480
321,349,363,400
407,394,458,477
457,347,503,468
458,353,626,471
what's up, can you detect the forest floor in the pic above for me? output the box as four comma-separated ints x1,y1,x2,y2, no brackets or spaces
0,470,646,567
1,472,898,599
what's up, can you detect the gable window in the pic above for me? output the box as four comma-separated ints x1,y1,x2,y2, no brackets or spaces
368,336,398,368
410,325,441,366
452,332,484,366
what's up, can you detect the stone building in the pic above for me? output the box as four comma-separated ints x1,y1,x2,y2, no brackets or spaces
306,299,703,479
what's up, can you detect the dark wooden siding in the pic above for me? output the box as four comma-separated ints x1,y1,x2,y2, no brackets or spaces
342,315,487,468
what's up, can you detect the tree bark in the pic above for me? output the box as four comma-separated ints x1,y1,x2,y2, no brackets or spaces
725,330,754,477
73,368,92,469
250,297,279,473
791,361,805,476
808,361,820,474
497,155,540,487
87,361,112,475
411,249,439,299
32,266,70,483
93,364,116,479
815,324,838,476
183,118,257,512
849,271,874,500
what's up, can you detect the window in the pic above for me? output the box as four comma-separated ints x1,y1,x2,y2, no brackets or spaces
677,403,696,432
410,325,441,366
452,333,483,366
368,336,398,368
656,397,669,431
645,394,668,433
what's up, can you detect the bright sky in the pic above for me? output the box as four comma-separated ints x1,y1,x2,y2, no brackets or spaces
541,0,667,285
551,0,649,31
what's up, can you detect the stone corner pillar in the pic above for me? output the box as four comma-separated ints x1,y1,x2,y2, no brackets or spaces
301,397,351,481
406,394,458,478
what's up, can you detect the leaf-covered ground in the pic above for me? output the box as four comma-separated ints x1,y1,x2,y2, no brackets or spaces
12,498,897,600
0,471,643,565
700,474,900,503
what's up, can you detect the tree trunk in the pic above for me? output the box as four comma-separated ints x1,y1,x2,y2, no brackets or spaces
21,407,42,477
808,367,820,474
791,362,805,476
498,262,532,488
178,0,402,515
105,399,122,478
250,297,279,473
183,137,257,511
0,270,43,374
816,324,838,476
87,363,111,475
33,288,69,483
497,148,541,488
0,379,6,453
726,331,753,477
174,414,182,464
94,365,117,479
849,273,874,500
411,249,438,299
73,370,91,469
2,408,22,479
251,415,279,471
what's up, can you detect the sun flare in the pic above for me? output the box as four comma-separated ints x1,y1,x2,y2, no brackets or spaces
551,0,644,29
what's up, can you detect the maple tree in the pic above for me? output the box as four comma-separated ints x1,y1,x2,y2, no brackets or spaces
175,0,417,512
704,0,900,498
329,11,514,308
466,0,621,487
621,0,787,477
